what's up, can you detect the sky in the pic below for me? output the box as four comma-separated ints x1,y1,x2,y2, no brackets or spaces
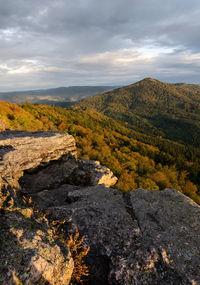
0,0,200,91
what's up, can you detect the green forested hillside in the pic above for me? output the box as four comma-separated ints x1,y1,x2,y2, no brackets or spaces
0,100,200,204
77,78,200,147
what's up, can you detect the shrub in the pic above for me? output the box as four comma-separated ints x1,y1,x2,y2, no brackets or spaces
67,228,90,284
51,220,90,284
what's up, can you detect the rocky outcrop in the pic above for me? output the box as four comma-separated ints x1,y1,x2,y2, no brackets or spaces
69,159,118,187
0,131,77,284
34,185,200,285
130,188,200,285
0,130,117,284
0,130,116,192
0,203,74,285
0,130,77,188
36,185,142,284
1,130,200,284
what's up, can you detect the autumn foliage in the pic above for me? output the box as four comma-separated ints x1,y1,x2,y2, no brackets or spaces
0,101,200,204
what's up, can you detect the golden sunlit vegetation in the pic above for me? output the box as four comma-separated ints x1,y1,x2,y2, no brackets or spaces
0,100,200,204
50,220,90,284
0,182,89,284
78,78,200,147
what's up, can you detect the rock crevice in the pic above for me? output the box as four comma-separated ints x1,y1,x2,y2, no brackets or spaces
1,131,200,285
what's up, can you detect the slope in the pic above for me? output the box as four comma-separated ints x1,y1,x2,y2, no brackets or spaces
0,100,200,203
77,78,200,147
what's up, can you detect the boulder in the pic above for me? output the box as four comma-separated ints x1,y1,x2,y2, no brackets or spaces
0,130,118,284
38,185,141,284
35,185,200,284
0,130,77,188
69,159,117,187
130,188,200,285
0,131,77,284
1,130,200,284
0,192,74,284
0,131,117,192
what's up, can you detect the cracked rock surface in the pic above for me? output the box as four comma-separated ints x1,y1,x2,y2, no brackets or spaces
33,185,200,284
0,130,77,188
0,205,74,285
1,131,200,284
130,188,200,285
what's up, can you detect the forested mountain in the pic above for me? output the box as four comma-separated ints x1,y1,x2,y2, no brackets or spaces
0,100,200,204
77,78,200,147
0,86,115,106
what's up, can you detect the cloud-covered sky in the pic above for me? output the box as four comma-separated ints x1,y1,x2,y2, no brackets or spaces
0,0,200,91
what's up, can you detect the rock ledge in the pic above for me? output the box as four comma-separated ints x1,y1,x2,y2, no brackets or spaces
1,131,200,284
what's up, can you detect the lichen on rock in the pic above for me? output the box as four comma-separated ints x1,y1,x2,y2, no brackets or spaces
0,192,74,284
1,130,200,284
0,131,76,284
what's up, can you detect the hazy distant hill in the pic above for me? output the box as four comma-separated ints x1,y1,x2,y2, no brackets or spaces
77,78,200,147
0,86,116,106
174,82,200,93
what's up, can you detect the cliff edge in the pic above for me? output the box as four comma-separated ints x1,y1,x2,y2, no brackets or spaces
0,131,200,284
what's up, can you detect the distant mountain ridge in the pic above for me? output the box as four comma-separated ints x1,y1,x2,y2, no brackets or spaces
0,85,117,106
77,78,200,147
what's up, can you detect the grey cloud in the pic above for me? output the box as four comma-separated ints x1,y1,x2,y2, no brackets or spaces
1,0,200,49
0,0,200,90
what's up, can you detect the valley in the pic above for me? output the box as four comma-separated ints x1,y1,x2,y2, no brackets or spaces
1,77,200,205
0,86,116,106
1,77,200,284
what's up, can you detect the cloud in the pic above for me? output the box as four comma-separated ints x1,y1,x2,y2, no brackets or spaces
0,0,200,90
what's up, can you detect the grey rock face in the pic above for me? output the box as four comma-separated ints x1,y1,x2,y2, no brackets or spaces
0,130,118,285
20,156,78,193
130,188,200,285
1,130,200,284
69,159,118,187
34,185,200,284
0,130,117,192
0,208,74,285
0,131,76,284
0,130,77,187
39,185,142,284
